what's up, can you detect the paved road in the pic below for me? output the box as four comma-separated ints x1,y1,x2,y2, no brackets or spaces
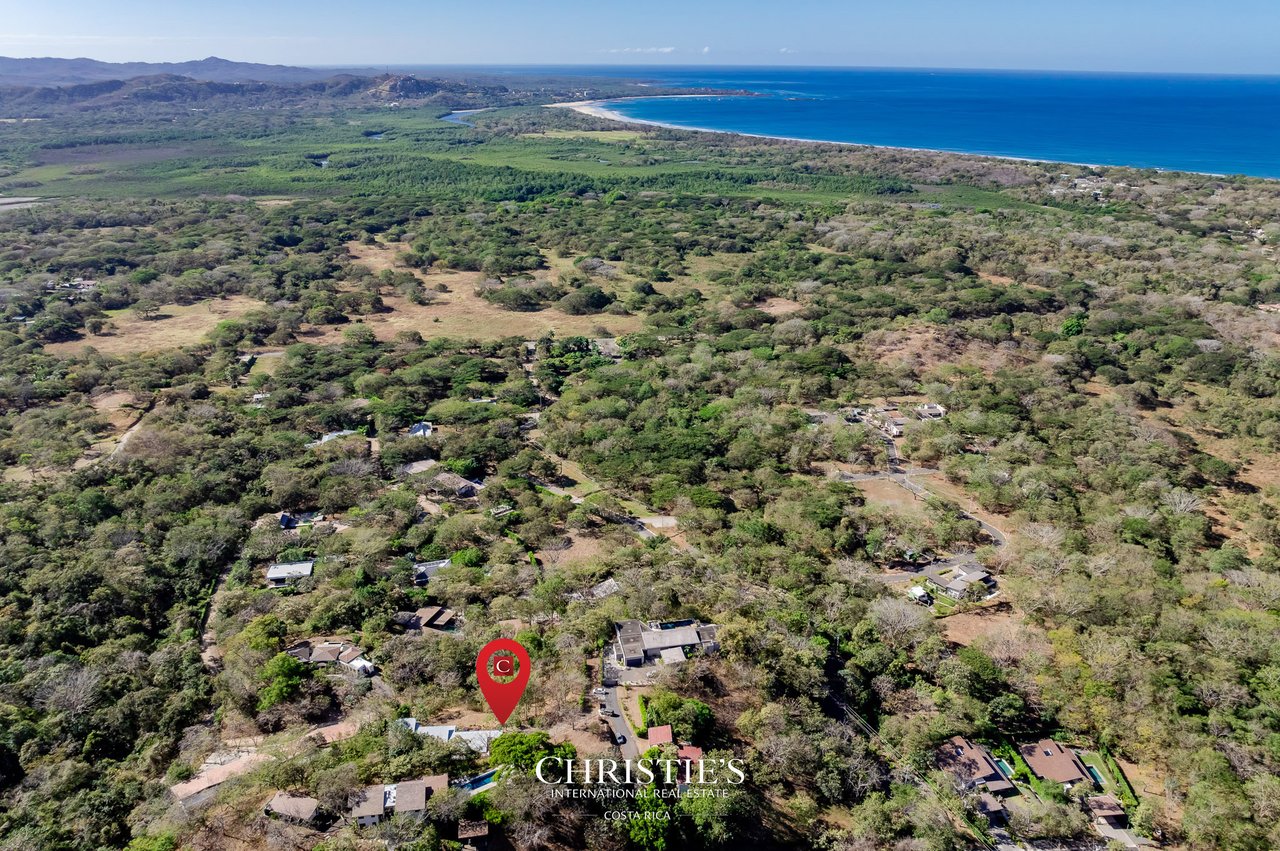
597,686,639,758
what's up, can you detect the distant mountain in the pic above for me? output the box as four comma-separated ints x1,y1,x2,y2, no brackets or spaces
0,72,522,114
0,56,369,86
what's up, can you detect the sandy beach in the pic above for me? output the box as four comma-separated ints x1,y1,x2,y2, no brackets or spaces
547,95,723,126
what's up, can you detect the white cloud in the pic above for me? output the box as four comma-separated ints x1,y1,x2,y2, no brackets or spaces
602,46,676,54
701,46,711,55
779,47,797,54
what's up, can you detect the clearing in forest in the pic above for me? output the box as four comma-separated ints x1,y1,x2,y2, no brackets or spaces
335,241,644,342
939,604,1019,646
44,295,267,356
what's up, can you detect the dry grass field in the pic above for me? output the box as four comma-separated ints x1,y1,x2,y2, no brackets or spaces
44,295,267,356
333,241,644,342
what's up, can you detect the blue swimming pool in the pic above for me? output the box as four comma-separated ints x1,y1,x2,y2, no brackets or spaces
994,758,1014,777
456,768,499,792
1086,765,1105,786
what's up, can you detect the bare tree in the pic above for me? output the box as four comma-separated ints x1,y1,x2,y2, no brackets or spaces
35,666,101,715
867,597,929,650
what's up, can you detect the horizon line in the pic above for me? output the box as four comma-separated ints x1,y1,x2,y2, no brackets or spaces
5,55,1280,79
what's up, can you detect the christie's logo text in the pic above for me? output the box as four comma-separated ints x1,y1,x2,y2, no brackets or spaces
534,756,746,788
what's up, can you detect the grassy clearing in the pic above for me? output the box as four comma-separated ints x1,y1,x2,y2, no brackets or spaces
247,351,286,376
340,241,643,342
44,295,267,356
555,457,604,499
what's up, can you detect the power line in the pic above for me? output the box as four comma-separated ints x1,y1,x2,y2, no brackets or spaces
830,693,999,851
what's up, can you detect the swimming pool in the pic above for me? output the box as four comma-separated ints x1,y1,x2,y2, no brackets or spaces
1086,765,1105,786
994,758,1014,777
456,768,500,793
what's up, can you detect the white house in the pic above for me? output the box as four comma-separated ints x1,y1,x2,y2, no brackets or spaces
266,561,314,589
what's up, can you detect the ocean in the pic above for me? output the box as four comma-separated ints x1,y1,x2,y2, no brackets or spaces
499,66,1280,178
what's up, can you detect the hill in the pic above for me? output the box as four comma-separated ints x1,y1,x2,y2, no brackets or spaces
0,55,367,86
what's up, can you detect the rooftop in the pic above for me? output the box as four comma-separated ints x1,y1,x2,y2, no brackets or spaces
1087,795,1126,819
265,791,319,821
350,785,386,819
937,736,1005,788
266,561,314,580
1019,739,1089,785
393,777,443,813
648,724,673,745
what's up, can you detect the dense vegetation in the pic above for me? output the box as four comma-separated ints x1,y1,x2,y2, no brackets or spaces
0,73,1279,851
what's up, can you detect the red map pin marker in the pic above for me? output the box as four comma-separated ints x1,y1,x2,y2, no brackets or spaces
476,638,531,724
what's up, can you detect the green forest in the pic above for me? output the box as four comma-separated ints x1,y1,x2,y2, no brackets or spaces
0,75,1279,851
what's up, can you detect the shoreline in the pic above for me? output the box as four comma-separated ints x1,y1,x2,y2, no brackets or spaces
546,95,1244,178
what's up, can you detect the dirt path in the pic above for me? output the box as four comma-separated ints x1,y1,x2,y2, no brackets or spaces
200,565,233,670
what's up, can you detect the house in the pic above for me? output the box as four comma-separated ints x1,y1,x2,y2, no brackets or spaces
413,558,452,585
349,776,450,827
677,744,703,764
915,403,948,420
802,408,839,426
286,640,374,676
307,429,357,448
266,561,314,589
279,511,324,530
264,791,319,825
391,775,448,818
428,471,479,499
567,577,621,603
927,564,996,600
588,577,621,599
975,792,1008,826
408,421,434,438
659,647,687,665
393,606,460,633
647,725,673,746
397,719,501,754
339,645,376,676
937,736,1015,796
428,609,456,630
310,642,342,664
350,785,388,828
866,406,908,437
908,586,933,605
453,730,503,753
1087,795,1127,827
1019,739,1090,787
613,619,720,668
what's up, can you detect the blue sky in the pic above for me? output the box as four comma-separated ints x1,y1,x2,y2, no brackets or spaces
4,0,1279,74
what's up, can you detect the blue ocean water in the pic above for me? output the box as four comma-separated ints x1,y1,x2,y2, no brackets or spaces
529,66,1280,178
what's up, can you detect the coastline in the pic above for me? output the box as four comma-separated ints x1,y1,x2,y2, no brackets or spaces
545,95,1234,177
547,95,725,125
